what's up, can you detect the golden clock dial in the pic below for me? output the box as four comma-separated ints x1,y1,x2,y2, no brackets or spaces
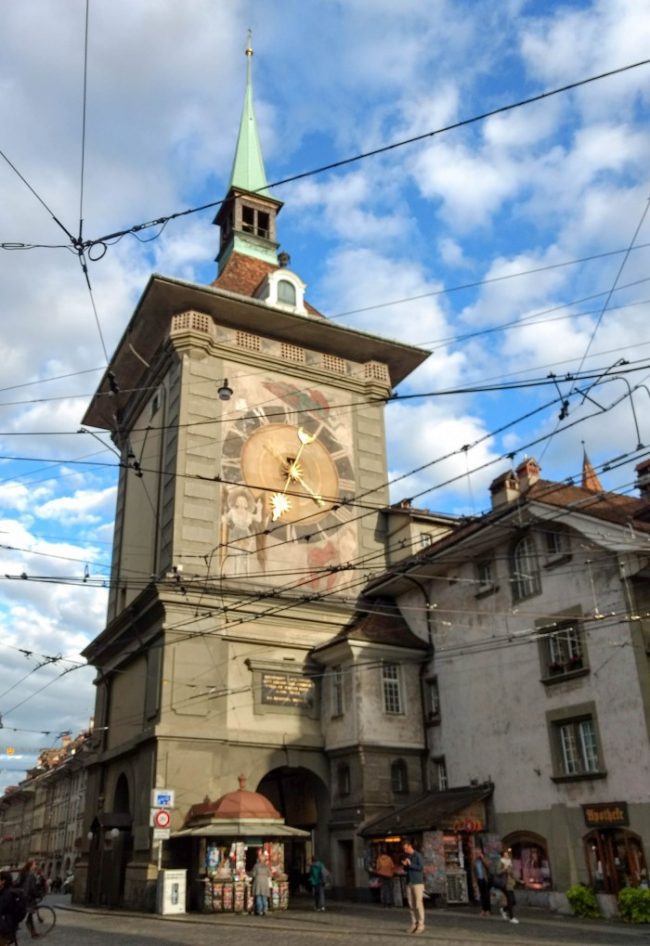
240,423,340,524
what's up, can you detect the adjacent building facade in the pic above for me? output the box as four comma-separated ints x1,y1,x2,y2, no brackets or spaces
0,731,91,883
366,457,650,901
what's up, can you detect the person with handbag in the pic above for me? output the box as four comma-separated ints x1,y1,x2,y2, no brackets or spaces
494,854,519,924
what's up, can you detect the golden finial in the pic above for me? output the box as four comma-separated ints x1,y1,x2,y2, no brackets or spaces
245,29,253,57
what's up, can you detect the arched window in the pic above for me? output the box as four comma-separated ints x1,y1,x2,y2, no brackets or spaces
114,772,130,814
391,759,408,794
502,832,552,890
511,534,541,601
277,279,297,306
584,828,647,894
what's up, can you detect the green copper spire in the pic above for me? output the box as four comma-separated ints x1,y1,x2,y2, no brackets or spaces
228,33,271,197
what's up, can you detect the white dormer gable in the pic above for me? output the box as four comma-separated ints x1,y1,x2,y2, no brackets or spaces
255,267,307,314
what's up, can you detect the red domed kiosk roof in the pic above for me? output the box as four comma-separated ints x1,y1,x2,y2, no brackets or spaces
187,775,281,821
177,775,308,839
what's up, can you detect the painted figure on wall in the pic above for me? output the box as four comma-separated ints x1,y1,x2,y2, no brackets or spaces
221,486,264,577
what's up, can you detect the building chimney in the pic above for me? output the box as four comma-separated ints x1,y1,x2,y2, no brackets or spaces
489,470,520,508
516,458,541,493
635,459,650,499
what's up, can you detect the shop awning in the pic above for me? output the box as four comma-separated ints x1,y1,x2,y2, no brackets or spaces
172,819,310,840
358,783,493,838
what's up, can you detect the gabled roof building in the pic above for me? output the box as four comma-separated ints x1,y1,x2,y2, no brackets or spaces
365,457,650,902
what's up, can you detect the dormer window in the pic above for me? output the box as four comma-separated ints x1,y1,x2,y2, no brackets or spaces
254,268,307,314
278,279,297,306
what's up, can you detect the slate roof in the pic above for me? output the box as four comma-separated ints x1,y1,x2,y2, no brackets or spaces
526,478,648,529
358,783,493,837
312,603,428,655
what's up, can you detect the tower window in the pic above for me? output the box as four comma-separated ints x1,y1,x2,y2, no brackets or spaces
241,205,270,238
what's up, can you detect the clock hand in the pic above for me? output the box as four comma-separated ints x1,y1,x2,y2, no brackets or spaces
263,443,288,466
288,470,325,506
277,427,317,496
269,428,319,521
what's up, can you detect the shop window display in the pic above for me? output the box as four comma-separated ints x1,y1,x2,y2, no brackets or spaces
585,829,647,894
503,836,552,890
203,840,289,912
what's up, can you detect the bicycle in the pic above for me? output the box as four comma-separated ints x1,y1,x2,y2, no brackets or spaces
9,901,56,943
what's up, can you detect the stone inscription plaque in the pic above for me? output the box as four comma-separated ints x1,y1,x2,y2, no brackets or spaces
261,672,314,708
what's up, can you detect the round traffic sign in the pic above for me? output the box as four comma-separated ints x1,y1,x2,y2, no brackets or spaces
154,808,171,829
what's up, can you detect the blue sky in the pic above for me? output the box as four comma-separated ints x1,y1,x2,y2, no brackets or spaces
0,0,649,792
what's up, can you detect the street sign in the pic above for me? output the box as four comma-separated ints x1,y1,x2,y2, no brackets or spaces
151,788,175,808
153,827,171,841
153,809,171,830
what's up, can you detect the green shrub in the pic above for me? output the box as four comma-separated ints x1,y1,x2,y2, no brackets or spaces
617,887,650,924
566,883,601,918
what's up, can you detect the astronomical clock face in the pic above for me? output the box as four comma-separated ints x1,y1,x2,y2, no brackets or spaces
219,377,357,586
241,424,340,524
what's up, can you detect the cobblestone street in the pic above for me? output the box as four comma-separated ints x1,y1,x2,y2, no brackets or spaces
41,895,649,946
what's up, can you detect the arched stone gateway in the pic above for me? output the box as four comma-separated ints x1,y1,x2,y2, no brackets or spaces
257,766,330,892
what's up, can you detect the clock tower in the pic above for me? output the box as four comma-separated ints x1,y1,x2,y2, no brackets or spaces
78,43,430,909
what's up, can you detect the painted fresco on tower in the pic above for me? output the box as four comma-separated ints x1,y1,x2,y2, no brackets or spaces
220,370,358,589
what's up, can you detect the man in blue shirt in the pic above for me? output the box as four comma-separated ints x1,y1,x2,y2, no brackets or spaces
401,840,425,933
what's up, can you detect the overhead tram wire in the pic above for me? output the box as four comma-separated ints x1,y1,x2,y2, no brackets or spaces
3,464,644,733
4,449,637,592
329,246,650,326
54,58,650,256
0,277,648,411
2,356,649,438
573,198,650,389
72,2,112,364
0,149,77,245
539,197,650,464
3,454,646,727
0,360,647,560
10,444,643,664
0,368,644,628
0,369,648,590
78,0,90,242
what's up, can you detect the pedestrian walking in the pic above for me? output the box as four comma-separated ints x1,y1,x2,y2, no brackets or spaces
496,854,519,924
309,856,327,912
374,847,395,907
0,871,20,946
473,847,492,917
18,860,42,939
250,851,272,916
400,840,425,934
